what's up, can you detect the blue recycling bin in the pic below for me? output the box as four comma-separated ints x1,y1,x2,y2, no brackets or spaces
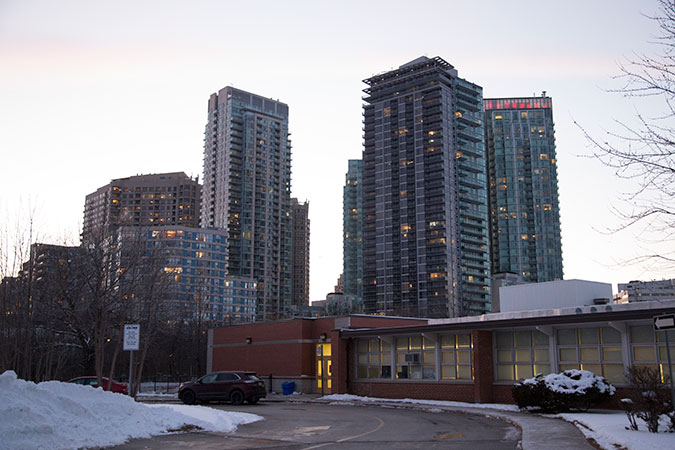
281,381,295,395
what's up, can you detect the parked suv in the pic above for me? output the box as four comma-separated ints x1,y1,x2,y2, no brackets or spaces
178,371,266,405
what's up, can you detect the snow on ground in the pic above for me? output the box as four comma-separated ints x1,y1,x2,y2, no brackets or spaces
321,393,520,411
556,411,675,450
0,371,262,450
321,394,675,450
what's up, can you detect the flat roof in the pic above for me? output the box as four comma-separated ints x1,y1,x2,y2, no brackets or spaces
339,299,675,337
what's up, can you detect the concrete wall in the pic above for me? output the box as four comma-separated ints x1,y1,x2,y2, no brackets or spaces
500,279,612,312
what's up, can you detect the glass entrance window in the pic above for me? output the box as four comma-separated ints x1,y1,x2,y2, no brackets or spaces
316,343,332,392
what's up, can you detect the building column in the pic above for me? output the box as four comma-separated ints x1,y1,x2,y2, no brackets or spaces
472,330,494,403
330,330,349,394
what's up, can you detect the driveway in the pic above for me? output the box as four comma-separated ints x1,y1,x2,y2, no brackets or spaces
114,401,521,449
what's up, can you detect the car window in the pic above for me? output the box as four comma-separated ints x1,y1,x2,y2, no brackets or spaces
216,373,239,381
201,373,218,383
86,379,98,386
245,374,260,381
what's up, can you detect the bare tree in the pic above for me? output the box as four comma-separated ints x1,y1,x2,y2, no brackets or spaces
577,0,675,266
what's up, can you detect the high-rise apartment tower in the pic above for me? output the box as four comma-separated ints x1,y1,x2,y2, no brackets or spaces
201,87,292,320
343,159,363,305
362,56,491,318
290,198,310,308
483,96,563,282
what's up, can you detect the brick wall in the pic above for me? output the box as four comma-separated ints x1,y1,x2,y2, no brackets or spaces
472,330,494,403
350,381,475,402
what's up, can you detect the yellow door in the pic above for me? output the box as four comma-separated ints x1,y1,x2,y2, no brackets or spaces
316,343,332,394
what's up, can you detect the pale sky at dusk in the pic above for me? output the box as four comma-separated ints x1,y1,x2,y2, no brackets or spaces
1,0,672,299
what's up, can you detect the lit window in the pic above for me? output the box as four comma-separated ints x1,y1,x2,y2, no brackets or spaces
455,111,463,118
495,114,503,119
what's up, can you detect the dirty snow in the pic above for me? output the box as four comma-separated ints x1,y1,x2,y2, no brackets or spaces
321,393,519,411
322,393,675,450
0,370,262,450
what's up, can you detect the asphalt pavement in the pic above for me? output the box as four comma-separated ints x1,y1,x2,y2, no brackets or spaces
118,393,594,449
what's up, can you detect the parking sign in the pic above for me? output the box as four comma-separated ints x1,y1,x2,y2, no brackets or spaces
123,324,140,351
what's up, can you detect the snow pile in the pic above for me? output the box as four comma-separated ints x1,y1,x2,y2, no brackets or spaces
0,371,262,450
321,393,519,411
522,369,615,395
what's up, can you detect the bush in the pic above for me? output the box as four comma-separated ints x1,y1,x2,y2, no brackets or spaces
512,369,616,413
622,366,673,433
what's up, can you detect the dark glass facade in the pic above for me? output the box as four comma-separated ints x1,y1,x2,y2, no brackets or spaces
483,97,563,282
343,159,363,304
362,57,491,318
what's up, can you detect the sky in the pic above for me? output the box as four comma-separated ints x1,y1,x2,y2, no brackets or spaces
0,0,673,299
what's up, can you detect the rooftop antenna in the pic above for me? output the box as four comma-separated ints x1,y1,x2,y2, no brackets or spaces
542,90,547,97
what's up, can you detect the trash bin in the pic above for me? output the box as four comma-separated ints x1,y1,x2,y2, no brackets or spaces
281,381,295,395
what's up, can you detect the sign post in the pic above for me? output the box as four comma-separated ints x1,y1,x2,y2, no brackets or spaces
124,324,140,396
653,314,675,409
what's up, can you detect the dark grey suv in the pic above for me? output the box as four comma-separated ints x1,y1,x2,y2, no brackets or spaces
178,371,266,405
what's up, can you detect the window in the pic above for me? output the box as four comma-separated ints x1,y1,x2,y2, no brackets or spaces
495,330,550,381
557,327,624,383
396,336,435,379
630,325,675,382
356,338,391,379
441,334,473,380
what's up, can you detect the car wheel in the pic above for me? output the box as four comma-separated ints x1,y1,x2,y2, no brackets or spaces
230,390,244,405
248,397,259,405
181,390,196,405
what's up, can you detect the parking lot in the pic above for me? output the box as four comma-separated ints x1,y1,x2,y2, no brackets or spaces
115,401,521,449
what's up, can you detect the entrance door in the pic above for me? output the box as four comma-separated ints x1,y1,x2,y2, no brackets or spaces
316,343,332,394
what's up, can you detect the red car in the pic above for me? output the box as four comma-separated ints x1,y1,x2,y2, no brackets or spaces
179,371,266,405
68,376,128,395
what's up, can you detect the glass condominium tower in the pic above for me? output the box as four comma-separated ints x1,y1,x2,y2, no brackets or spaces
483,96,563,282
362,57,491,318
201,86,292,321
343,159,363,305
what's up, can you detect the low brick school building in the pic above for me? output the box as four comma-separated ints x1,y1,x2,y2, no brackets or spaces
208,300,675,404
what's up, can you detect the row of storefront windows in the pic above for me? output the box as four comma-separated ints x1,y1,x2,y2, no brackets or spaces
355,326,675,384
356,334,473,381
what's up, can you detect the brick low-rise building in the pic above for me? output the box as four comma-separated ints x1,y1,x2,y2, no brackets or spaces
208,300,675,405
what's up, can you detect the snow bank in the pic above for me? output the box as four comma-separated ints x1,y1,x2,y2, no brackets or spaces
0,371,262,450
321,393,520,411
557,411,675,450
